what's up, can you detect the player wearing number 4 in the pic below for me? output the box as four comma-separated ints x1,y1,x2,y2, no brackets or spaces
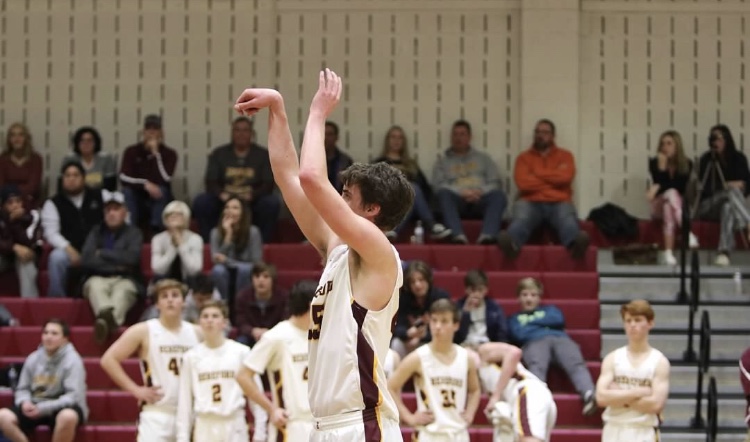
234,69,414,442
388,299,481,442
237,280,318,442
100,279,202,442
176,300,259,442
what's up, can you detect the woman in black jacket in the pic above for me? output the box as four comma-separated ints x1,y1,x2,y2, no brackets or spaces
697,124,750,266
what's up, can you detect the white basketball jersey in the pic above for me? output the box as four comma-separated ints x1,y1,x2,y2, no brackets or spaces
478,361,542,400
244,320,312,422
383,348,398,379
181,340,250,415
141,319,199,409
414,344,469,434
307,244,402,421
602,346,664,427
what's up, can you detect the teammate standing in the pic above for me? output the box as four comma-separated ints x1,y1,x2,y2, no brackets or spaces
234,69,414,441
388,299,481,442
100,279,201,442
596,300,670,442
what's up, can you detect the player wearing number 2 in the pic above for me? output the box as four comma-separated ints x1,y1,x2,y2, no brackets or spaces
388,299,481,442
234,69,414,441
176,300,252,442
100,279,201,442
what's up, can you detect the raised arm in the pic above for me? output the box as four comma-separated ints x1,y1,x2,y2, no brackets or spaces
234,89,332,255
595,352,651,407
297,70,396,280
628,355,671,414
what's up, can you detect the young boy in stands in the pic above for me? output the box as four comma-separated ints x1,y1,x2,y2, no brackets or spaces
234,263,288,346
0,319,87,442
507,277,597,416
455,269,507,348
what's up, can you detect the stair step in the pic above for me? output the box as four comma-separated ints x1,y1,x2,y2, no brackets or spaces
661,398,747,428
599,276,750,303
601,333,748,361
659,431,749,441
669,364,747,395
600,304,750,330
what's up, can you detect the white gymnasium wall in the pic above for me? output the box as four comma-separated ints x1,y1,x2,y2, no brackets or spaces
0,0,748,219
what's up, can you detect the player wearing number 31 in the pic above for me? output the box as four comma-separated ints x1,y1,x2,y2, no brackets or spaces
234,70,414,442
176,300,257,442
100,279,202,442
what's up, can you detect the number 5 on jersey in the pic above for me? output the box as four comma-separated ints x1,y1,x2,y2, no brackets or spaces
309,304,325,340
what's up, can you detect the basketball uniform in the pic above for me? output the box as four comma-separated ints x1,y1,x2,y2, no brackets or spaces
478,362,557,442
244,319,314,442
176,339,251,442
138,319,199,442
383,348,399,379
412,344,470,442
602,347,665,442
308,244,403,442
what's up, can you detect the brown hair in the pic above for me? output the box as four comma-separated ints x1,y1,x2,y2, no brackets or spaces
151,278,188,302
620,299,655,321
199,299,229,318
339,162,414,231
658,130,690,176
464,269,488,290
429,298,460,323
5,122,33,158
405,260,433,288
516,277,543,296
217,196,252,253
251,261,277,281
380,126,419,180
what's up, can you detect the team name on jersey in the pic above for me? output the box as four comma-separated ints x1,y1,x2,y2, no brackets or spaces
314,280,333,298
198,370,237,382
159,345,192,354
613,375,652,387
292,354,308,363
430,376,464,387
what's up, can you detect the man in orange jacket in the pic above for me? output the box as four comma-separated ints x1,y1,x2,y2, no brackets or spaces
497,119,589,259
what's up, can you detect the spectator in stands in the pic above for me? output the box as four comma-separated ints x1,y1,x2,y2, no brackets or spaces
373,126,450,241
210,196,263,300
0,319,88,442
647,130,698,265
0,123,43,209
119,114,177,232
0,184,40,298
696,124,750,266
42,161,104,298
498,119,589,259
234,262,288,346
150,200,203,282
139,274,223,324
324,121,354,193
61,126,117,191
192,117,280,243
740,346,750,440
507,277,597,416
81,190,144,344
391,260,451,357
433,120,507,244
455,269,507,346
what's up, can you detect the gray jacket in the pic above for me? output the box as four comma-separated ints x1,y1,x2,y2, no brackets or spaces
209,225,263,266
14,343,89,420
432,147,501,195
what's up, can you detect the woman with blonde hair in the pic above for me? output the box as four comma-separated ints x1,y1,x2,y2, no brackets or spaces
373,125,450,241
647,130,698,265
150,200,204,282
0,123,43,208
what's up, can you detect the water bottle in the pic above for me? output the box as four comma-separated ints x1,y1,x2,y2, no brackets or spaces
413,221,425,245
733,269,743,296
8,366,17,390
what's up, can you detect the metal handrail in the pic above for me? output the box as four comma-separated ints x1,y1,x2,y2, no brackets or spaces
690,311,712,429
683,249,701,362
677,193,691,304
706,376,718,442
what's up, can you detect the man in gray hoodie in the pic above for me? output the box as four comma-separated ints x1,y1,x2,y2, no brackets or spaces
0,319,88,442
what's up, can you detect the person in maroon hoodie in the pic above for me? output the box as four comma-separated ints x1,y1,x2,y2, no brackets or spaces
233,262,288,346
0,185,41,297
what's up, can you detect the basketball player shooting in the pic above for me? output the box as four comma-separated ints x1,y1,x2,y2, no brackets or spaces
234,69,414,441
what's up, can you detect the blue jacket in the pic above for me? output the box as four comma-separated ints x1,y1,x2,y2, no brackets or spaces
507,305,568,346
455,296,507,344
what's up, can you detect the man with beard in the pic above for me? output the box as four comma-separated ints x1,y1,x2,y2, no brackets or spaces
497,119,589,259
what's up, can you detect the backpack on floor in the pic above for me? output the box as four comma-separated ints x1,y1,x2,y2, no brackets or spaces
587,203,639,239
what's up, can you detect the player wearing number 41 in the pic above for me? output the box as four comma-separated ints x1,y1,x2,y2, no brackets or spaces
100,279,202,442
236,280,318,442
388,299,481,442
595,300,670,442
176,300,266,442
234,69,414,442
